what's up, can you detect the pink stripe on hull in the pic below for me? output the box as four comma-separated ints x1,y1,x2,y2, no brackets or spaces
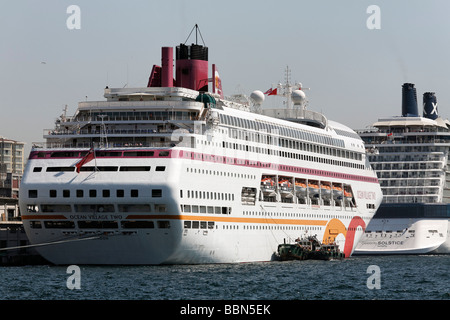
29,148,378,184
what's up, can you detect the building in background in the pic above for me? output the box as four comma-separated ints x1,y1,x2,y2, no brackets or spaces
0,136,25,221
0,136,45,265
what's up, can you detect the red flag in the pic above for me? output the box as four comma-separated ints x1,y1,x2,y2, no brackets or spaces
75,148,95,173
212,64,224,99
264,88,277,96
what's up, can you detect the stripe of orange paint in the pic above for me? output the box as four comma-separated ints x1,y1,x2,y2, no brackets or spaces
21,215,67,220
20,213,328,227
125,214,328,226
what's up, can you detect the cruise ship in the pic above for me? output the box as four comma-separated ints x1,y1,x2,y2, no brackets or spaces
354,83,450,255
18,29,382,264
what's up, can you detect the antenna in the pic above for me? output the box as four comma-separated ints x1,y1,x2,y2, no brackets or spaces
270,66,309,109
284,66,291,85
184,24,206,46
61,105,68,122
97,114,108,148
123,63,129,88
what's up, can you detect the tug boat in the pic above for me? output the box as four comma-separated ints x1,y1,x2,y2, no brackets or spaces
277,236,345,261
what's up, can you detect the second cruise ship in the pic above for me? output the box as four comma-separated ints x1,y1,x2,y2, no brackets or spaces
355,83,450,255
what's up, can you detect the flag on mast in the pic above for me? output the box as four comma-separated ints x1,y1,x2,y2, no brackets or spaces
75,148,95,173
264,88,277,96
212,64,224,99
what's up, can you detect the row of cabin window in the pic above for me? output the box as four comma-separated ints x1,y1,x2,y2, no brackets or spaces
242,211,370,221
223,224,361,231
35,150,169,159
33,166,166,172
220,117,362,162
184,221,215,229
219,113,344,148
29,220,170,229
28,189,162,199
76,111,198,122
219,225,324,231
28,203,167,213
220,140,364,170
187,167,257,180
180,190,235,201
180,205,231,214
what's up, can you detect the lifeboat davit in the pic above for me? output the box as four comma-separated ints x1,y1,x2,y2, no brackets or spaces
279,179,294,198
321,183,332,199
261,177,276,197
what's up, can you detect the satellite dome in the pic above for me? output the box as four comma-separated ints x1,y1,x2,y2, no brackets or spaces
291,89,306,105
250,90,265,104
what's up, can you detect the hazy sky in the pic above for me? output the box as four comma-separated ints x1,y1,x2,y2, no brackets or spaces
1,0,450,156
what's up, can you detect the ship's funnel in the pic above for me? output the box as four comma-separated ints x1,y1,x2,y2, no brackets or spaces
176,43,209,91
423,92,438,120
402,83,418,117
161,47,174,87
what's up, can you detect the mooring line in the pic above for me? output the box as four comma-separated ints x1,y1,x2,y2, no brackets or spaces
0,235,101,252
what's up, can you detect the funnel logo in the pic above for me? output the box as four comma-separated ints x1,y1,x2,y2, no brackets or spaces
423,102,437,115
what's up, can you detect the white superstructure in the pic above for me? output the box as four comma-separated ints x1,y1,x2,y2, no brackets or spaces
19,37,382,265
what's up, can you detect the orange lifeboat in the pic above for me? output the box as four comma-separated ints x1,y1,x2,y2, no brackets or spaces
279,179,294,198
295,181,307,196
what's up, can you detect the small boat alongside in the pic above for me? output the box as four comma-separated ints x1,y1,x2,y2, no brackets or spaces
277,236,345,261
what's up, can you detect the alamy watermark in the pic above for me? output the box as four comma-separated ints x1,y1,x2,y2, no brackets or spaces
366,265,381,289
66,5,81,30
366,5,381,30
66,265,81,290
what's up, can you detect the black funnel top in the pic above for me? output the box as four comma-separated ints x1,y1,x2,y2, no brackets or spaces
402,83,418,117
423,92,438,120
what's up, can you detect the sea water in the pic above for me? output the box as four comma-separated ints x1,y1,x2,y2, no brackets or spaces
1,255,448,300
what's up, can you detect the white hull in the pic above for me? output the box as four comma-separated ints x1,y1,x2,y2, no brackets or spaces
354,218,450,255
27,213,363,265
20,149,380,265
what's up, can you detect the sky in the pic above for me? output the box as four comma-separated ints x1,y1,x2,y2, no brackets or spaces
1,0,450,156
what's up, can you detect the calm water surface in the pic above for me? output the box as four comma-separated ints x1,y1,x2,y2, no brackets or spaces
1,255,448,300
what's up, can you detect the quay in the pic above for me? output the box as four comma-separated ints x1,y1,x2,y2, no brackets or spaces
0,221,48,265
